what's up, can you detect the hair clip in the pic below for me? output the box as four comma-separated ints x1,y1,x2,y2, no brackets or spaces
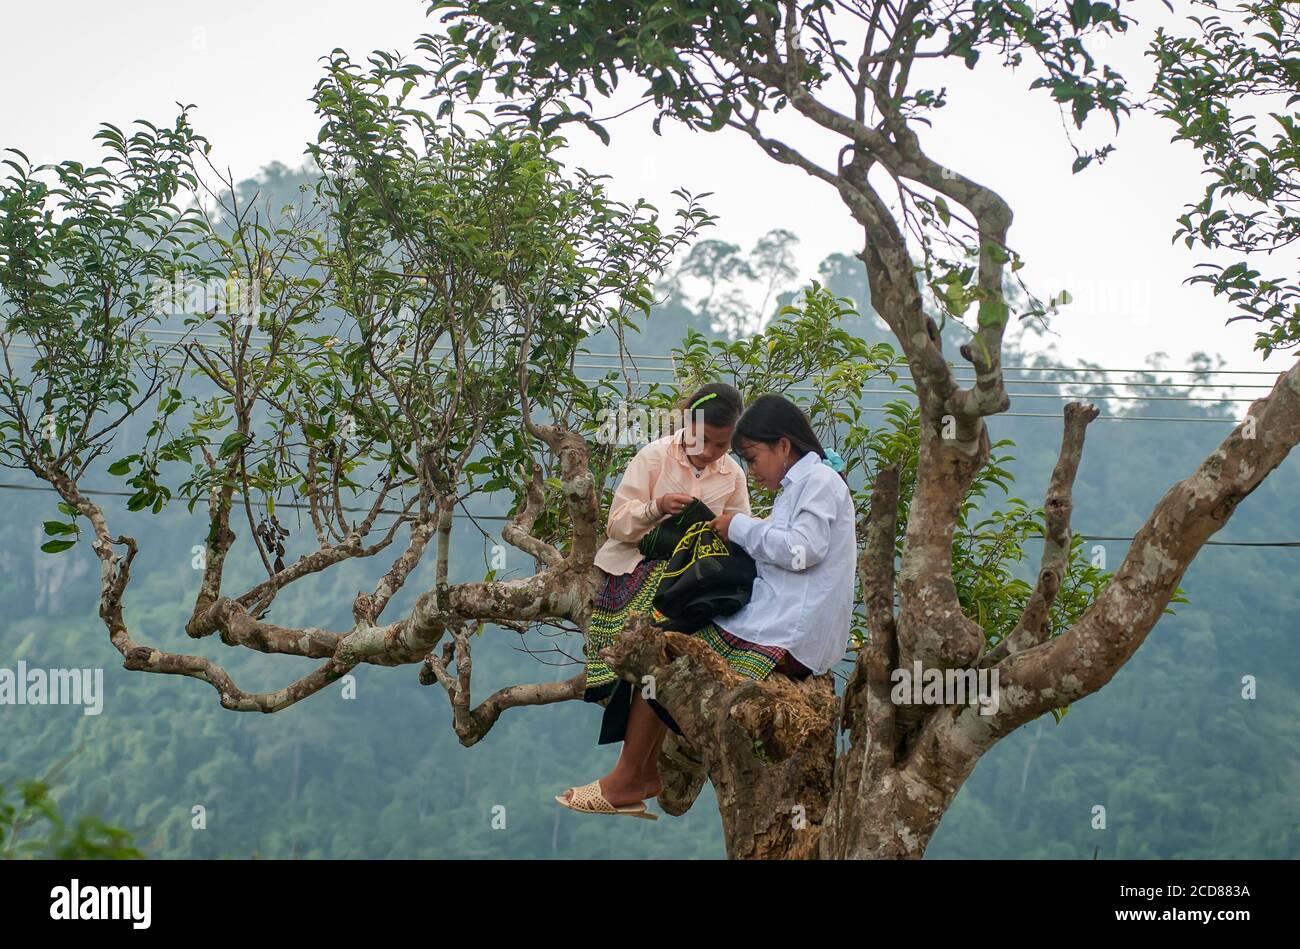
822,449,846,472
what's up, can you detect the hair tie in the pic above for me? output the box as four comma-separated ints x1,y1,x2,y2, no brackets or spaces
689,392,718,410
822,449,845,473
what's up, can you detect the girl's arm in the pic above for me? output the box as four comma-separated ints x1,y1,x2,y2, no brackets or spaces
727,477,838,572
604,447,663,542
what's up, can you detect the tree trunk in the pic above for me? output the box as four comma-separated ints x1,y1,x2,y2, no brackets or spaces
819,716,979,858
604,615,837,859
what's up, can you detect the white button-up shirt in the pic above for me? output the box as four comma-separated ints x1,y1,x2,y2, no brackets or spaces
716,450,857,675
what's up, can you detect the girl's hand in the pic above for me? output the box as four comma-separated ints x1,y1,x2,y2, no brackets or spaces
657,492,693,515
709,512,737,541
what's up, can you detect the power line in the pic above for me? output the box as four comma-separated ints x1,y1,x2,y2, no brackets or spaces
5,481,1297,548
8,330,1290,375
6,335,1285,391
0,348,1264,405
12,338,1276,389
0,347,1259,421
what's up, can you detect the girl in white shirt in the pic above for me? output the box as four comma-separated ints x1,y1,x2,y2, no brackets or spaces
709,394,856,679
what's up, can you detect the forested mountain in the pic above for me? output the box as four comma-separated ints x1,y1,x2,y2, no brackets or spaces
2,163,1296,858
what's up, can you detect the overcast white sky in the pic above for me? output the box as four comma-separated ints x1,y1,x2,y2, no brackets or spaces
1,0,1288,374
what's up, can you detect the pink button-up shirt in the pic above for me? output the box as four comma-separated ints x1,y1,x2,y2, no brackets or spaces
594,430,751,576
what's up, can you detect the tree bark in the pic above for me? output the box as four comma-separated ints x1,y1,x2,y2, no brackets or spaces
604,614,837,859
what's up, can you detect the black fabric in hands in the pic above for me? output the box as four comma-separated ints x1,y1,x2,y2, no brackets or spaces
637,497,716,559
651,517,757,634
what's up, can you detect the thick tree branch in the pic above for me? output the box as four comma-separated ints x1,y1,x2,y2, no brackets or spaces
983,401,1100,666
43,468,357,712
602,613,837,859
825,463,902,850
121,649,356,713
895,422,990,672
842,462,901,757
979,361,1299,746
500,461,563,567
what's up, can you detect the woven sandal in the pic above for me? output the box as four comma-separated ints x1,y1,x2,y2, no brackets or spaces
555,780,659,820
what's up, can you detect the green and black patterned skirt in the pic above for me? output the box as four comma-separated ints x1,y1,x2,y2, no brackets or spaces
584,558,790,744
583,557,670,704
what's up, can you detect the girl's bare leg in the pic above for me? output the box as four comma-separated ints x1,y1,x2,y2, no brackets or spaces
563,689,664,807
636,716,670,798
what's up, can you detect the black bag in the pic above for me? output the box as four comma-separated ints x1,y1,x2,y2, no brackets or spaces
651,518,757,633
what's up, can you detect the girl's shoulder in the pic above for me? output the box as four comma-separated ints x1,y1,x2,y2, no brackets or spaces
803,459,852,502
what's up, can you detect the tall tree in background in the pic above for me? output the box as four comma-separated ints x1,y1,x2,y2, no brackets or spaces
1,0,1297,860
662,227,802,336
416,0,1300,856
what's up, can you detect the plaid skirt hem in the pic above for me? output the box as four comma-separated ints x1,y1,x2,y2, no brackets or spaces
698,621,787,679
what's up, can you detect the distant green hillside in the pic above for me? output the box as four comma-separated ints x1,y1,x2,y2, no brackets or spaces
2,164,1296,858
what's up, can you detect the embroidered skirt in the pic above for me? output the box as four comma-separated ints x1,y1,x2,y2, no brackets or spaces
586,562,791,743
693,621,788,680
583,557,670,704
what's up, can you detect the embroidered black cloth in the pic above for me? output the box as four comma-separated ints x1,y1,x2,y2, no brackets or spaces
651,518,757,634
637,497,715,559
592,497,757,743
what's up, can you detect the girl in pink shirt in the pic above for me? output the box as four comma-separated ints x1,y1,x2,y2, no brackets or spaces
557,383,749,818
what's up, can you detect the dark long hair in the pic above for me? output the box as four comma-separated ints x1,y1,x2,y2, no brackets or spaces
734,393,824,457
673,382,744,429
734,394,839,474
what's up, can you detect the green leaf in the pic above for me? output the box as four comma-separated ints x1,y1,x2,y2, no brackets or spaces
977,299,1010,328
934,195,951,225
218,432,250,458
40,539,77,554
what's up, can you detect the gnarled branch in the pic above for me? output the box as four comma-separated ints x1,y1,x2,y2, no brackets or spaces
983,401,1100,666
